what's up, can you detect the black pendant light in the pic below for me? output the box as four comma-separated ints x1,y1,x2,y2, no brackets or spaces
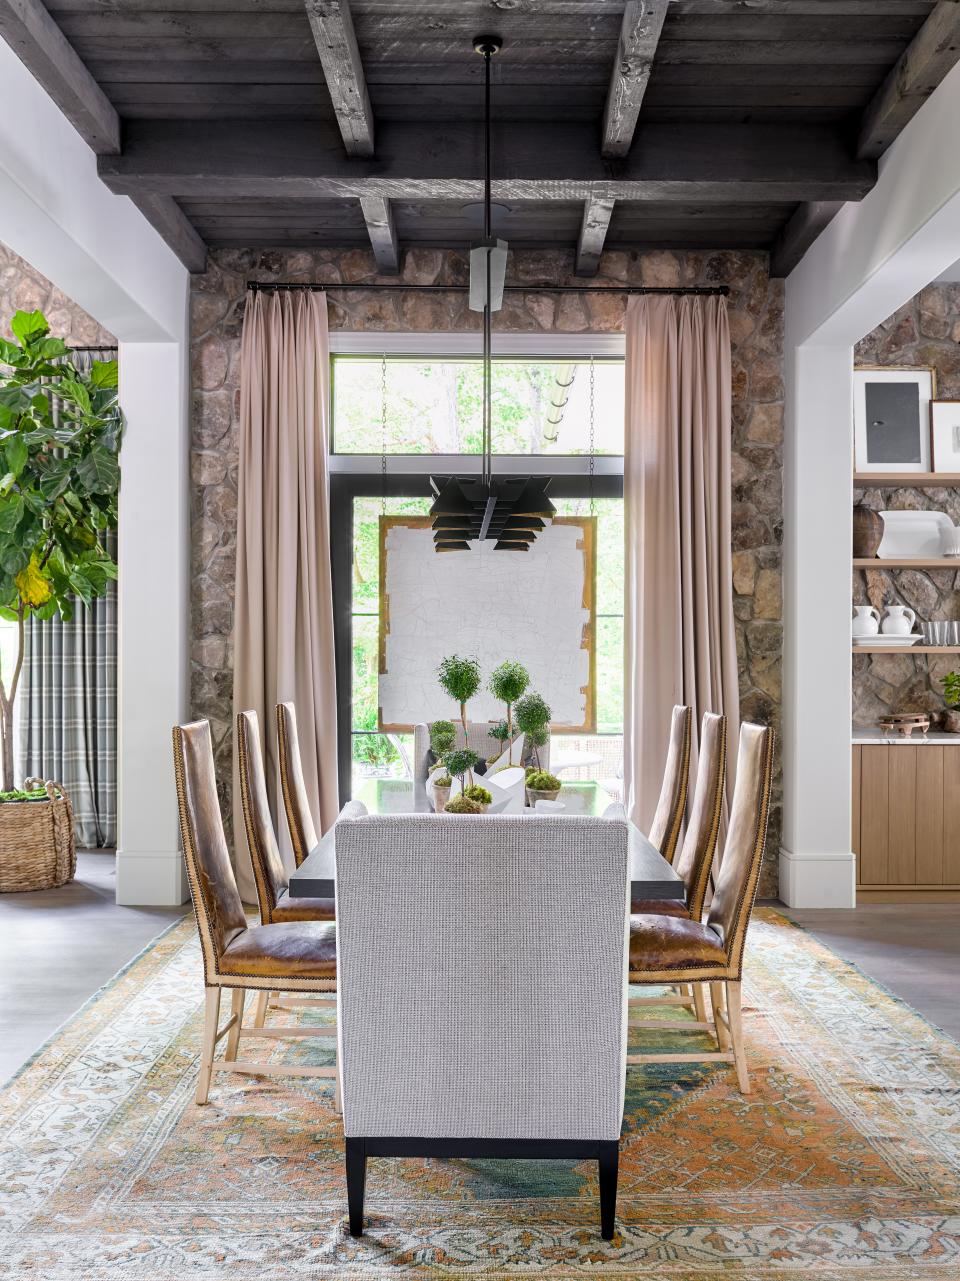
430,35,555,553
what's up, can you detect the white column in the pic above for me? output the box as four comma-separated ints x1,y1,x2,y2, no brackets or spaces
116,339,190,905
780,342,856,907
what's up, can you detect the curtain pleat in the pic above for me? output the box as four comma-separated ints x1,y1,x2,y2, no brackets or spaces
19,348,118,848
623,295,739,837
232,289,338,901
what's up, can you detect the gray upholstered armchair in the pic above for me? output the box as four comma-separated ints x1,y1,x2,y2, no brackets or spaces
412,720,551,789
334,808,630,1238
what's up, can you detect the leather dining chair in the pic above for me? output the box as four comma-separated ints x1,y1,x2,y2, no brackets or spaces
275,701,318,868
648,705,693,864
625,722,774,1094
630,711,726,1023
173,719,338,1107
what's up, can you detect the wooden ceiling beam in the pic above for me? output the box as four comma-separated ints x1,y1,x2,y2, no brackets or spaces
305,0,375,157
601,0,670,160
0,0,205,272
768,199,843,277
98,120,876,205
575,195,615,277
858,0,960,159
358,194,400,273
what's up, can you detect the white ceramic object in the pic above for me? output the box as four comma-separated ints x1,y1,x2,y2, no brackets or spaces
534,799,566,813
485,764,527,814
881,605,917,635
877,510,954,558
852,605,881,638
854,633,921,647
941,525,960,556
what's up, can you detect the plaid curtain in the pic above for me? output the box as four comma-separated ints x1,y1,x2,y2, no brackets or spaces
18,347,118,848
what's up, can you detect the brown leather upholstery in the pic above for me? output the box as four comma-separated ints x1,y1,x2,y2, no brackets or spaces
173,721,247,982
628,721,774,982
629,897,689,918
631,711,726,916
629,914,726,971
273,890,336,921
647,705,692,864
277,701,318,867
219,921,337,979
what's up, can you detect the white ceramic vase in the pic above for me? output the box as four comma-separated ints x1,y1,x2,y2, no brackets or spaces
881,605,916,636
852,605,880,638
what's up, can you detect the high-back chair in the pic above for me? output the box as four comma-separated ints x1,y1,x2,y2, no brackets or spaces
412,719,551,789
647,705,693,864
626,722,774,1094
334,807,630,1239
173,720,338,1106
276,701,319,867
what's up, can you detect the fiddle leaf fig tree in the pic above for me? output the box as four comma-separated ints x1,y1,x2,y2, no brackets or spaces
0,310,122,789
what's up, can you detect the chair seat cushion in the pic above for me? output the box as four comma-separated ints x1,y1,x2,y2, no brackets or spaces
630,896,690,917
629,913,726,973
272,891,336,922
219,921,337,979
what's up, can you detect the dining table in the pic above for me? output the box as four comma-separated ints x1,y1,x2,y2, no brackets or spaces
288,778,684,902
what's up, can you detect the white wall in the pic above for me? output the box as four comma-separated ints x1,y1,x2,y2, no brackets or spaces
782,59,960,906
0,36,190,903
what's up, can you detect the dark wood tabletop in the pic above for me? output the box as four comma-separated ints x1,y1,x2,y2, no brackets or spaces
289,780,683,901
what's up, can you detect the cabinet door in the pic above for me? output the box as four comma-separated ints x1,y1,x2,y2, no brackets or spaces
916,747,944,884
858,746,889,885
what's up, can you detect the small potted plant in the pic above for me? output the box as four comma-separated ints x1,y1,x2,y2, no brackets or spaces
426,720,457,810
526,769,562,807
515,691,551,770
488,660,529,764
463,783,493,812
431,771,453,813
444,794,483,814
942,672,960,732
487,718,511,764
438,654,481,741
444,748,480,795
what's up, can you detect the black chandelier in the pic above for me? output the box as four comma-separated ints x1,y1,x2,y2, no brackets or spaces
430,35,555,553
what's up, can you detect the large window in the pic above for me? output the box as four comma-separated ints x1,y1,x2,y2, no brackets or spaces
329,343,625,800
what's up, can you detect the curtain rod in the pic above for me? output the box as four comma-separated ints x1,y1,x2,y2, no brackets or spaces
68,345,119,351
246,281,728,297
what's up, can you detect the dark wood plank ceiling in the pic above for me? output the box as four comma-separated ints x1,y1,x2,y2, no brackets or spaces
9,0,954,270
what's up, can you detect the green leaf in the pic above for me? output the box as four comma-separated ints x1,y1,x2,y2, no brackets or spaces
76,445,119,495
38,337,68,360
10,310,49,347
3,435,25,477
40,466,70,502
89,359,118,389
0,492,24,533
0,606,19,623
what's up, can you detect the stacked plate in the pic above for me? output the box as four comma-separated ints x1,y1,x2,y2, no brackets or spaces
853,634,921,647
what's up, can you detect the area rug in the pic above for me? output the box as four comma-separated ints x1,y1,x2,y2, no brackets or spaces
2,909,960,1279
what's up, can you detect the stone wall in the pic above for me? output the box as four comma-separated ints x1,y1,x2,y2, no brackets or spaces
854,287,960,725
191,246,784,893
0,240,115,346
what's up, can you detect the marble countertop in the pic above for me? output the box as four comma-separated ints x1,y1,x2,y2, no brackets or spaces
853,725,960,744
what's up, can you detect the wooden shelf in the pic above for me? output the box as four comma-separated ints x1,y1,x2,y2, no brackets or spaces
853,557,960,568
853,645,960,654
854,472,960,486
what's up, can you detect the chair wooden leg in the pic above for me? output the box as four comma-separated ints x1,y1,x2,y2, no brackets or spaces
345,1137,366,1237
726,981,750,1094
196,987,221,1106
692,983,708,1023
253,991,269,1029
710,982,730,1049
225,989,245,1061
598,1140,619,1241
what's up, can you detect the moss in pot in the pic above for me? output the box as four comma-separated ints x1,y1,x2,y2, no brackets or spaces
445,794,483,815
431,772,452,813
526,769,562,806
463,783,493,813
942,672,960,733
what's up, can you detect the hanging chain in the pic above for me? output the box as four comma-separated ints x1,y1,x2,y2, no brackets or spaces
588,355,596,518
380,352,388,516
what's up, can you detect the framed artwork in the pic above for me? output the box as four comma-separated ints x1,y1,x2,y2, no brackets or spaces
931,400,960,473
853,367,936,473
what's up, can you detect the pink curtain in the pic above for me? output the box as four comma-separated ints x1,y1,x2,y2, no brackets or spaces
232,290,338,900
624,294,739,837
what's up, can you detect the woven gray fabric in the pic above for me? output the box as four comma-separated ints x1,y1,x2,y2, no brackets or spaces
335,811,629,1140
413,720,551,787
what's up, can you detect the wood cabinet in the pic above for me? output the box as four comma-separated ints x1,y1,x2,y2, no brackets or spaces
852,744,960,895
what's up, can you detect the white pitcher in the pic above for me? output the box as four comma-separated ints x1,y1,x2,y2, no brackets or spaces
881,605,916,636
852,605,880,638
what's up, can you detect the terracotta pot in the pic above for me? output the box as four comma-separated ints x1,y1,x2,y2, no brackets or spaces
526,787,561,807
853,505,884,558
943,709,960,734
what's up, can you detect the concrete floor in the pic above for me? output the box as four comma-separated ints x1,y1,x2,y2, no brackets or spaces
1,863,958,1086
0,850,186,1084
778,902,960,1041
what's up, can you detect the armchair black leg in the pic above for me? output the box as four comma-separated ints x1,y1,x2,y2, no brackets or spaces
597,1140,619,1240
345,1137,367,1237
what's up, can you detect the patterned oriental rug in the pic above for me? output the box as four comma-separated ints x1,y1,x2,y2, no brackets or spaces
2,908,960,1280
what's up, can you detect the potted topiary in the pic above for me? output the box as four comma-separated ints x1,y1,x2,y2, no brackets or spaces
462,783,493,813
444,794,482,815
942,672,960,732
488,660,529,764
526,769,563,807
0,310,121,892
515,691,551,770
443,748,481,808
487,718,511,764
438,654,481,742
431,772,452,813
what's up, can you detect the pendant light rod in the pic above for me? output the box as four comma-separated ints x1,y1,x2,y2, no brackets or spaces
474,35,501,488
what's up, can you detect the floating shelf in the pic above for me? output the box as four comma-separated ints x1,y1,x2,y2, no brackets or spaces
853,645,960,654
853,557,960,568
854,472,960,486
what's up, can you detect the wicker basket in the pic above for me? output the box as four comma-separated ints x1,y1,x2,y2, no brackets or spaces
0,778,76,893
